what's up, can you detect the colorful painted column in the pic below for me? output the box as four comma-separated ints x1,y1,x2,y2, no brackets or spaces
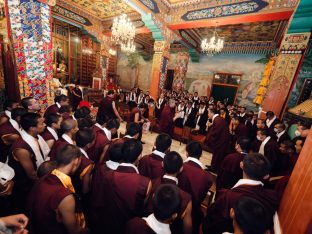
149,40,169,99
260,33,311,117
172,52,190,91
5,0,54,106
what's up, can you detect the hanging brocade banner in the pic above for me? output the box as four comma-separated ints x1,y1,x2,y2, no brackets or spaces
6,0,54,106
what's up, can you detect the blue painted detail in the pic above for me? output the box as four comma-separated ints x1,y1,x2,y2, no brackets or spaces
181,0,268,21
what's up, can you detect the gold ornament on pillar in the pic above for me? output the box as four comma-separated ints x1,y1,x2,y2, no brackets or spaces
253,53,277,105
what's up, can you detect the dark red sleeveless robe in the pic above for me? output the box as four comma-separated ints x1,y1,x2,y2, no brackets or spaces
138,153,164,180
27,174,72,234
91,165,150,234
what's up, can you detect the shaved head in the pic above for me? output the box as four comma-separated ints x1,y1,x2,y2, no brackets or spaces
61,119,77,132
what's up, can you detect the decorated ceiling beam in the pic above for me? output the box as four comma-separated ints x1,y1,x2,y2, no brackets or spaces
124,0,200,59
53,0,110,51
162,0,298,27
168,10,294,30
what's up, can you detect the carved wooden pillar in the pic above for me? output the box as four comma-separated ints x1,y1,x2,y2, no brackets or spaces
278,127,312,233
260,33,310,118
149,41,169,99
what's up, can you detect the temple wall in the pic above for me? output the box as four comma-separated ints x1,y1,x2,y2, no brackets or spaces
185,54,266,111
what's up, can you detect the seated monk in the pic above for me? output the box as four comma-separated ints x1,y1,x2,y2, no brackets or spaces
87,118,120,164
230,197,274,234
217,137,250,191
203,153,279,234
41,113,62,149
28,145,88,234
8,113,48,212
91,139,151,234
0,99,19,125
49,118,78,160
138,133,172,179
125,184,181,234
178,141,213,234
0,107,26,162
145,151,192,234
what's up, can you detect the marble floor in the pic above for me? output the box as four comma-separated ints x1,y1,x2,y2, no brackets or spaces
119,122,213,166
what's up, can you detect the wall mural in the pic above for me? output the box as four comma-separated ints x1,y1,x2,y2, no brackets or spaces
185,54,266,111
117,52,153,91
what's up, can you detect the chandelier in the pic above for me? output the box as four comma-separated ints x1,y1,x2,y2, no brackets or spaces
111,14,135,45
121,41,136,54
201,26,224,55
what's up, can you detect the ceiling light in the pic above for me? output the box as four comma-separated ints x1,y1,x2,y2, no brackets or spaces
201,24,224,55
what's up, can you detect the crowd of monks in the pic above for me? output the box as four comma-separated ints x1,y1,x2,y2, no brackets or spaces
0,88,309,234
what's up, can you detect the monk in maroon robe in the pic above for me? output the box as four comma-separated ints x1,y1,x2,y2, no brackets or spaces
71,84,83,111
138,133,172,179
177,142,213,234
0,108,26,162
90,139,151,234
28,145,88,234
203,153,279,234
96,90,123,124
86,118,119,164
41,113,62,149
49,119,78,160
205,108,231,173
159,99,176,136
44,94,69,117
125,184,181,234
217,137,251,191
0,99,19,125
145,152,192,234
8,113,46,212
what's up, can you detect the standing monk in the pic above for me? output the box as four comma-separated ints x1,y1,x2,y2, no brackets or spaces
205,108,230,173
96,90,123,124
28,145,89,234
159,99,176,136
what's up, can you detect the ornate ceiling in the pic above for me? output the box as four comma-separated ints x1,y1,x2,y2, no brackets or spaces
65,0,135,19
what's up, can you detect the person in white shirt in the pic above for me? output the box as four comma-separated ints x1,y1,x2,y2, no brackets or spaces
125,184,181,234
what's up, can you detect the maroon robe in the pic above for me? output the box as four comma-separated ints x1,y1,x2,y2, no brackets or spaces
8,138,37,212
138,153,164,180
126,217,156,234
263,138,280,176
44,104,59,117
48,138,70,161
41,128,57,142
216,152,244,191
146,177,191,234
86,125,110,164
277,131,290,145
0,121,20,162
91,165,150,234
28,174,72,234
71,155,93,195
159,105,175,136
97,96,117,124
203,184,279,234
178,160,213,233
234,123,248,138
72,87,82,111
205,116,231,172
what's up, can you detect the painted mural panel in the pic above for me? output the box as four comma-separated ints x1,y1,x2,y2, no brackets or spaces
186,54,266,111
117,52,152,91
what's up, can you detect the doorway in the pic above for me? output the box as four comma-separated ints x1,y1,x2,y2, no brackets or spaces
165,69,174,90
